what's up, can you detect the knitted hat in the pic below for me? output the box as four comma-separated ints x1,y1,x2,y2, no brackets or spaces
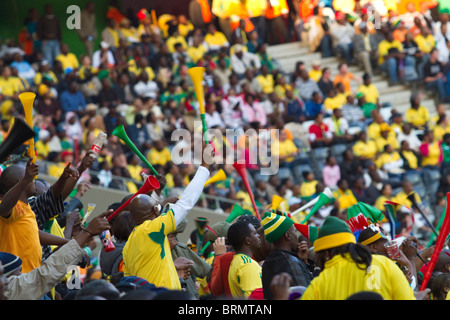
261,211,294,243
313,216,356,252
0,252,22,276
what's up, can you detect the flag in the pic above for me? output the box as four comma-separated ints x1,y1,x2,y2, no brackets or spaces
347,202,385,224
384,201,399,240
294,223,319,243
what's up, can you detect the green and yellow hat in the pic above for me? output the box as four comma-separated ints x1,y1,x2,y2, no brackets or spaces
314,216,356,252
261,211,294,243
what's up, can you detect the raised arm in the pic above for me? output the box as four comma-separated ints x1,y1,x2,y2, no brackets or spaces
171,142,214,226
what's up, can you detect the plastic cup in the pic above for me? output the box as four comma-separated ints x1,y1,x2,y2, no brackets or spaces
384,240,400,259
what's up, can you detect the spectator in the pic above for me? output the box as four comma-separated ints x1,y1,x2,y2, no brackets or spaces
227,219,262,299
405,93,430,130
230,44,260,77
55,44,79,73
305,91,324,119
59,80,87,114
317,67,333,99
261,211,313,300
36,4,61,67
423,48,449,104
419,130,443,168
322,155,340,189
352,22,378,75
77,2,97,57
295,69,322,102
330,11,355,65
92,41,116,69
10,52,35,87
352,131,377,164
333,179,358,211
333,63,361,93
378,31,405,85
308,112,333,148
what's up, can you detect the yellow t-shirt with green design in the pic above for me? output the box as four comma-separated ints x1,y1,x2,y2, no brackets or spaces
122,209,181,290
228,253,262,299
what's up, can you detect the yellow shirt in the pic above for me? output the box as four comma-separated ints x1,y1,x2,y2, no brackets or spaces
353,140,377,160
374,195,392,211
236,190,255,214
55,53,79,71
256,74,274,94
375,135,400,152
271,138,298,163
204,31,229,47
333,188,358,210
34,71,58,86
127,164,143,182
405,106,430,128
0,76,21,97
393,191,421,209
178,22,194,37
433,124,450,142
166,35,188,53
47,162,66,178
376,151,402,169
309,69,322,82
187,45,208,63
414,34,435,54
123,209,180,290
274,83,292,99
358,84,379,105
301,180,318,199
134,66,155,81
301,253,416,300
421,141,442,167
35,140,50,160
147,148,172,166
378,40,403,64
228,253,262,299
324,94,346,111
0,200,42,273
401,150,418,169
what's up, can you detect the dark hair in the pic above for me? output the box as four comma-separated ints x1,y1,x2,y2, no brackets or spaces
227,219,253,251
74,279,120,300
236,214,261,230
111,211,134,241
315,243,373,271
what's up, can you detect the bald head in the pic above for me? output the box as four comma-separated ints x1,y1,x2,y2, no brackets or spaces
435,252,450,273
0,164,26,194
128,194,159,225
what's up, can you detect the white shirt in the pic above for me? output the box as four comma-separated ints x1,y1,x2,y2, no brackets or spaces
230,52,261,75
92,49,115,68
133,80,159,99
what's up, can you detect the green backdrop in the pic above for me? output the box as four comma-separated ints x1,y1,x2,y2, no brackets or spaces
0,0,122,59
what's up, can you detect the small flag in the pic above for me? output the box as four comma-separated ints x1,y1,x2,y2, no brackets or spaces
347,202,385,224
384,200,399,240
294,223,319,243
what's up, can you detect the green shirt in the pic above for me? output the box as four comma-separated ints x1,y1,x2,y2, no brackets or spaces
442,142,450,163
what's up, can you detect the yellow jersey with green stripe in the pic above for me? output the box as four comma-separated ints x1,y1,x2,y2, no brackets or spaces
122,209,181,290
228,253,262,299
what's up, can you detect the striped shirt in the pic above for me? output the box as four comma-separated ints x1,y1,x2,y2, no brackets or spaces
29,189,65,261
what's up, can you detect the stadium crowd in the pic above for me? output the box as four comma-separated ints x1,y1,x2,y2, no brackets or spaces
0,0,449,301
